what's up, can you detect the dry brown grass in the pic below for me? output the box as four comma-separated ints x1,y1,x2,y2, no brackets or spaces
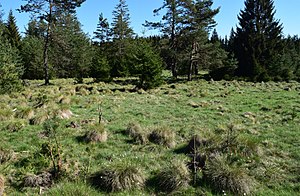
0,175,4,196
14,107,35,120
23,172,53,188
0,149,14,164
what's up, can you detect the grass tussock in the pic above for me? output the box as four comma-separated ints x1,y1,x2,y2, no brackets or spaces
82,124,108,143
0,149,14,164
148,126,176,148
0,107,13,121
29,111,50,125
0,175,4,196
58,96,71,105
14,107,34,120
5,119,27,132
126,122,148,144
153,161,191,193
53,108,73,119
203,154,255,195
23,172,53,188
91,165,145,192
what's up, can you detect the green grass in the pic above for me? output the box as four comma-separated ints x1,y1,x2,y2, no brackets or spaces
0,79,299,195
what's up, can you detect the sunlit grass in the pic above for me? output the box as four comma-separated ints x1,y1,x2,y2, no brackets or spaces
0,78,299,195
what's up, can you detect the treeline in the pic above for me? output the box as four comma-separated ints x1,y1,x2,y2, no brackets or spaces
0,0,300,94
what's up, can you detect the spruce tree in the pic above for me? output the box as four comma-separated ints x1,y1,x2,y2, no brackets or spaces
5,10,22,50
210,29,219,43
234,0,283,81
0,31,23,94
0,4,3,24
111,0,134,40
110,0,134,77
50,12,92,83
93,13,110,44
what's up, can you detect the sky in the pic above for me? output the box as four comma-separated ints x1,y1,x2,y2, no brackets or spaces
1,0,299,38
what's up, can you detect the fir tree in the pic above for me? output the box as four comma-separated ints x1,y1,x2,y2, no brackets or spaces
234,0,283,81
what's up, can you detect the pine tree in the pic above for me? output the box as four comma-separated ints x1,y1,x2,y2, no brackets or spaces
93,13,110,44
19,0,86,85
179,0,221,80
144,0,184,78
5,10,22,50
234,0,283,81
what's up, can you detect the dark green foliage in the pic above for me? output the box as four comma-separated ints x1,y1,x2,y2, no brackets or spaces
90,46,111,82
234,0,283,81
145,0,223,80
131,40,163,89
4,10,21,50
144,0,186,78
111,0,134,41
0,32,23,94
109,0,134,77
19,0,86,85
93,13,110,44
21,35,44,79
50,13,92,82
275,36,300,81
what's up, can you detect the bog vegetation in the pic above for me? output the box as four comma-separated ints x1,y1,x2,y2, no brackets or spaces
0,0,299,195
0,79,299,195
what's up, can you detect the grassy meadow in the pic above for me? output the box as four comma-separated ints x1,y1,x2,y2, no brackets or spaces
0,78,299,195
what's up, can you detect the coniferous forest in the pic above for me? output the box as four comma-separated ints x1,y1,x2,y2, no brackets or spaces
0,0,299,92
0,0,299,195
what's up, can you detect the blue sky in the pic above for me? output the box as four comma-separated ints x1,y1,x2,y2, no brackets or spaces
1,0,299,38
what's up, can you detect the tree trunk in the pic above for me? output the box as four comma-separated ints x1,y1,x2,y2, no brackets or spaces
188,61,193,81
43,29,50,85
43,2,52,85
